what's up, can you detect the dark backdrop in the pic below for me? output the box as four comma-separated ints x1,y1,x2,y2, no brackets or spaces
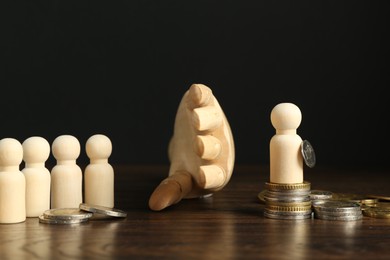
1,1,389,169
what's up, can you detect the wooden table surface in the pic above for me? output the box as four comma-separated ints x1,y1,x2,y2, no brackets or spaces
1,165,390,260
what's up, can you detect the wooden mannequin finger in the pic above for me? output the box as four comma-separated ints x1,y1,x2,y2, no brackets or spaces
194,135,222,160
148,171,193,211
149,83,235,210
198,165,225,189
187,83,213,108
192,106,223,131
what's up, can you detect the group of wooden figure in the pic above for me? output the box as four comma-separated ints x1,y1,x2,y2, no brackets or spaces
0,134,113,224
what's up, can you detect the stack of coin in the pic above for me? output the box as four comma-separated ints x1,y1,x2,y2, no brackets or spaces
263,181,313,220
312,200,363,221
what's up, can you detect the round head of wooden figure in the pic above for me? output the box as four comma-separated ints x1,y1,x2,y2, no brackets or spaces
0,138,23,169
51,135,81,162
85,134,112,161
149,83,235,211
22,136,50,165
271,102,302,134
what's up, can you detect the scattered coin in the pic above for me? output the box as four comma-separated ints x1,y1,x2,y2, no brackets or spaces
79,203,127,218
315,213,362,221
370,202,390,208
310,190,333,200
360,198,379,206
39,214,90,225
366,194,390,202
362,202,390,216
311,199,326,205
312,200,362,221
314,210,362,217
331,193,377,205
362,207,390,219
300,140,316,168
313,200,361,213
43,208,93,220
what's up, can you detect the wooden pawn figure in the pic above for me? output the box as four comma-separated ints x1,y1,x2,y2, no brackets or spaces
0,138,26,224
21,136,51,217
270,102,303,183
84,134,114,208
50,135,83,209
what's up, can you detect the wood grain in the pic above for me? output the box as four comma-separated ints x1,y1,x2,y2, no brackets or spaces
1,165,389,259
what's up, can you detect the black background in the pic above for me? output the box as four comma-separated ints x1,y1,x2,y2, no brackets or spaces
1,1,389,169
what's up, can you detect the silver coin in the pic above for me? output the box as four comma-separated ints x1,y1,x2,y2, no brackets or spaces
313,200,361,213
265,208,313,216
301,140,316,168
310,190,333,200
43,208,93,220
314,210,363,217
314,213,363,221
311,199,329,207
313,207,362,215
79,203,127,218
266,189,311,197
39,214,89,225
264,211,312,220
264,195,311,203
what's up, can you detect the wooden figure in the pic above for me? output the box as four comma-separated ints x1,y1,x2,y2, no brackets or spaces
84,134,114,208
270,102,303,183
21,136,51,217
50,135,83,209
149,83,235,211
0,138,26,224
